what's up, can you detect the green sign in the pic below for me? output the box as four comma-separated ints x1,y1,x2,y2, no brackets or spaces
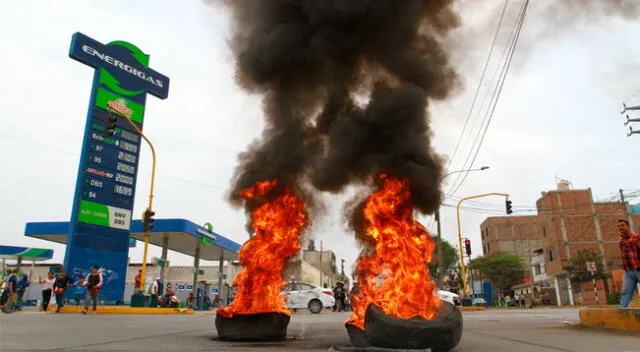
77,200,131,230
154,258,169,267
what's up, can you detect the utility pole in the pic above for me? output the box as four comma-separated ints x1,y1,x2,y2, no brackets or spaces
435,209,444,284
620,189,635,230
621,103,640,136
320,240,323,288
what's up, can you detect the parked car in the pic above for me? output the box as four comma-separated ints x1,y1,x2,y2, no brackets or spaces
472,297,488,307
282,282,336,314
437,290,461,307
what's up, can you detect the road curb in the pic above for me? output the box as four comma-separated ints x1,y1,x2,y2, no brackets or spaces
579,307,640,332
47,306,195,315
459,307,486,312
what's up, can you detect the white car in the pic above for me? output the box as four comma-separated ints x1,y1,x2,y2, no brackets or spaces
437,290,461,308
282,282,336,314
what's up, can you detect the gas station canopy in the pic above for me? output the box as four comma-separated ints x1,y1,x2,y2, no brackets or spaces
24,218,241,261
0,245,54,262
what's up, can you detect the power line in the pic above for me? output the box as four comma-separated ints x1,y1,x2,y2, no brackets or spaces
447,0,530,197
0,132,228,192
446,0,510,170
443,195,635,215
0,133,78,156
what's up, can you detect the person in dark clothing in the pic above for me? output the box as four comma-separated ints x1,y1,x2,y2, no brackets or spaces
333,282,347,312
83,266,103,314
16,274,30,310
447,274,460,295
53,270,74,313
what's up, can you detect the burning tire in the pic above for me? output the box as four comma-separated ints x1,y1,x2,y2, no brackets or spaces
308,299,323,314
215,312,291,341
362,302,462,352
344,323,370,348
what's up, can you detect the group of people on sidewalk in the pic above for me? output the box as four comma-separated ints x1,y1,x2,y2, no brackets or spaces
0,269,30,312
1,265,103,314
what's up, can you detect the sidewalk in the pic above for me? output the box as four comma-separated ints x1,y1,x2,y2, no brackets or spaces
45,305,194,315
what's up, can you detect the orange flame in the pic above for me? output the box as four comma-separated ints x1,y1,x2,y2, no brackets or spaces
217,180,309,318
348,174,440,329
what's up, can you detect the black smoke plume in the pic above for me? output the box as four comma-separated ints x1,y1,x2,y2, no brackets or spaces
222,0,461,219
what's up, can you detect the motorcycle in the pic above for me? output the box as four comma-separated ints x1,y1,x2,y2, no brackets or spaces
159,289,179,308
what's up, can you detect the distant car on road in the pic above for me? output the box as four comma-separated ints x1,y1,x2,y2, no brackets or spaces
437,290,461,307
282,282,336,314
472,297,488,307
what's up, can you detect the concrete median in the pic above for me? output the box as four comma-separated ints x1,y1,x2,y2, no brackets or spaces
579,307,640,332
459,306,486,312
47,305,194,315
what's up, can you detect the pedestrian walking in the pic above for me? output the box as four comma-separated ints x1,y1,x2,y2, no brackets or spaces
39,272,55,313
82,265,103,314
617,219,640,308
53,270,74,313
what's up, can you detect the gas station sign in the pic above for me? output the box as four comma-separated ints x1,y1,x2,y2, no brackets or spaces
66,32,169,301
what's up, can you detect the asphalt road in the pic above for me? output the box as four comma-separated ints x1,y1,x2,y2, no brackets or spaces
1,308,638,352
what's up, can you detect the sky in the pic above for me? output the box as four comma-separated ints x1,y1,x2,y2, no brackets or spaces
1,1,639,279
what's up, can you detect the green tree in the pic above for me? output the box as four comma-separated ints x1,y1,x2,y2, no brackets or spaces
468,253,526,291
428,237,459,282
563,248,611,296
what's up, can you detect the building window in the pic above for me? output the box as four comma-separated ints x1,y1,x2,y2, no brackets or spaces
548,248,555,262
542,227,547,238
487,243,491,253
534,264,541,276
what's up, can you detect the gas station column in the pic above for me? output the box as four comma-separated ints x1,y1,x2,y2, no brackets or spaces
192,242,201,296
160,235,169,283
218,248,224,307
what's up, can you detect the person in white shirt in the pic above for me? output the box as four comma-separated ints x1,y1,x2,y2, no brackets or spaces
39,272,56,313
151,278,160,307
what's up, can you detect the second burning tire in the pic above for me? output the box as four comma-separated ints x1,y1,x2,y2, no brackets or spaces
215,311,291,341
363,302,463,352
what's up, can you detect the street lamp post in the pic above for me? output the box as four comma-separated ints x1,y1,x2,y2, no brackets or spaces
435,166,489,283
456,192,509,295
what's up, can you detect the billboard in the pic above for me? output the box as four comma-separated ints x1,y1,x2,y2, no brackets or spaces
66,32,169,301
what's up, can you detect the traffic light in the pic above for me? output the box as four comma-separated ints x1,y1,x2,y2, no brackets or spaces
103,114,118,138
464,239,471,257
143,209,155,232
505,199,513,215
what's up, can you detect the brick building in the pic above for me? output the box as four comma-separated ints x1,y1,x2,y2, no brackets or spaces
480,181,639,305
